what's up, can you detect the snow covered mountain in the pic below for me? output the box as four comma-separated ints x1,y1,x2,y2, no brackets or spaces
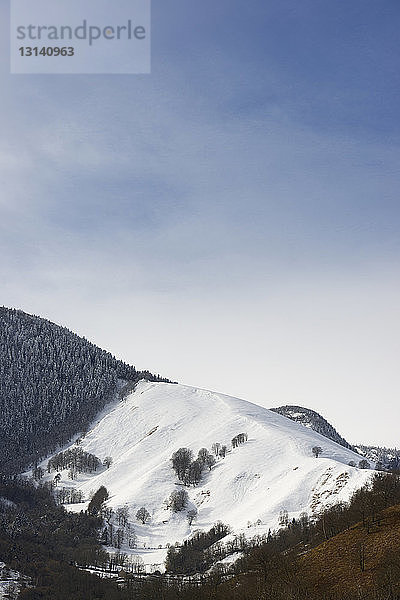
40,381,371,570
270,405,355,451
271,405,400,470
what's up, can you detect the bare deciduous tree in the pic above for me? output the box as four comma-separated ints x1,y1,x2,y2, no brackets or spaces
168,489,189,512
187,508,198,525
171,448,193,480
205,453,216,471
211,443,221,457
116,505,129,527
312,446,323,458
103,456,113,469
219,445,227,459
136,507,150,524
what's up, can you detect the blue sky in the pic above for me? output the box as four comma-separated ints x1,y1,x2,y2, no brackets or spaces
1,0,399,445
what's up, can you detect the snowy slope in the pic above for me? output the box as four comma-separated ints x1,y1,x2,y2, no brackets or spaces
42,381,371,570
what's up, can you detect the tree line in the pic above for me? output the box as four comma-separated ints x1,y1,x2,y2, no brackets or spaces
47,447,101,477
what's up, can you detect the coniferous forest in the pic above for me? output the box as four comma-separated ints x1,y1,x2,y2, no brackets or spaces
0,307,169,474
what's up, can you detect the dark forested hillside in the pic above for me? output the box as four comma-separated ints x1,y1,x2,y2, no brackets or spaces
270,405,355,451
0,475,125,600
0,307,169,474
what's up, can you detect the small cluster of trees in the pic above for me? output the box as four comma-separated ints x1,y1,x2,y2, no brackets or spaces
212,432,248,457
187,508,198,525
101,521,137,550
349,459,371,469
165,526,271,576
54,487,84,505
279,509,289,526
171,448,216,486
171,435,249,487
100,504,138,549
231,433,248,448
164,489,197,523
108,552,145,573
211,443,227,459
32,465,45,481
103,456,113,469
115,506,129,527
47,447,101,478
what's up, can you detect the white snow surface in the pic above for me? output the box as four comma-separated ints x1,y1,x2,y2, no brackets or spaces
43,381,371,570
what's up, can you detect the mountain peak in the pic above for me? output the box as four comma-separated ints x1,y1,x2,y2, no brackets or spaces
270,405,354,451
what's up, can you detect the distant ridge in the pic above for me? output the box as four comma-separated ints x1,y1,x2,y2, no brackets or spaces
271,405,400,470
270,405,355,451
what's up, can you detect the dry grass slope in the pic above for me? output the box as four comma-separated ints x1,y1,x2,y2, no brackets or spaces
302,503,400,597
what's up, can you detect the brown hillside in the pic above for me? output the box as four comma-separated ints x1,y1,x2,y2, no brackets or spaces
301,503,400,597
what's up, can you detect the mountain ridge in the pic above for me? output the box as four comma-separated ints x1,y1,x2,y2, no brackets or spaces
0,306,170,473
270,404,400,470
270,405,355,451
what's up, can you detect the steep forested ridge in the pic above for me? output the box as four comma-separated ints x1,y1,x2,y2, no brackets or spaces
270,405,400,470
0,307,169,474
270,405,355,451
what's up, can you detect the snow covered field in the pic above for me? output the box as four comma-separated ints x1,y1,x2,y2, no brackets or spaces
40,381,371,571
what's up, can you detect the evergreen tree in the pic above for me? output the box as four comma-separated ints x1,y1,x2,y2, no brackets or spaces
87,486,109,516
